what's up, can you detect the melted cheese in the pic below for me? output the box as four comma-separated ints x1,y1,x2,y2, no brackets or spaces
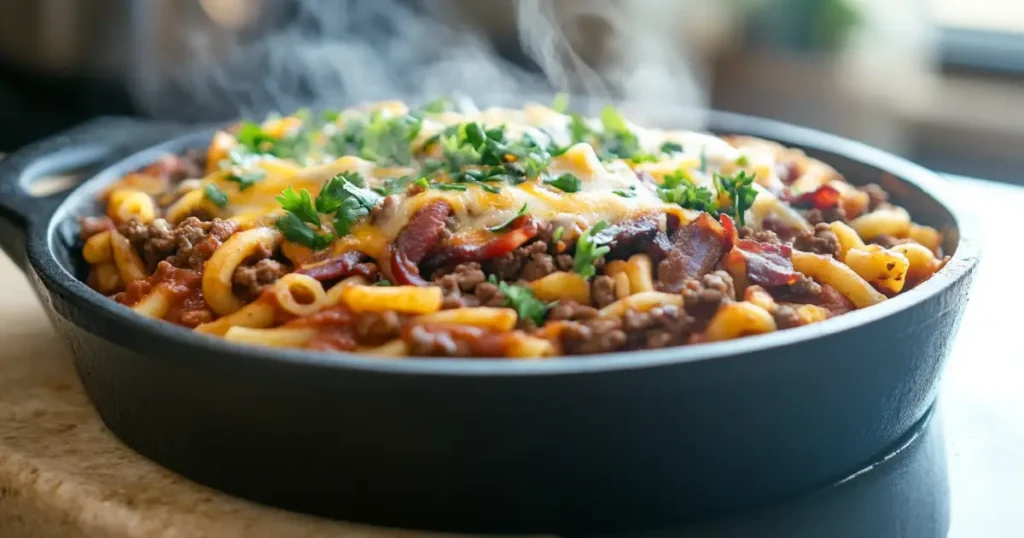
163,101,790,250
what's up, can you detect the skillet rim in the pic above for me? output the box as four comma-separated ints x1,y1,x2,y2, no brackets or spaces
30,110,981,377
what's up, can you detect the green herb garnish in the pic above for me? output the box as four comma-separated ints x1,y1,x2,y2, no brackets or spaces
360,112,423,166
573,220,617,279
486,204,528,233
225,168,266,191
552,226,565,243
543,173,582,193
433,183,468,191
374,279,392,286
488,275,548,326
275,186,333,250
552,92,570,113
420,98,453,114
613,186,637,198
714,170,759,227
660,141,684,154
274,171,380,249
204,184,229,208
736,155,750,167
658,169,718,214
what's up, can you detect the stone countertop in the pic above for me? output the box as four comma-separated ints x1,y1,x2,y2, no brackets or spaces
0,176,1020,538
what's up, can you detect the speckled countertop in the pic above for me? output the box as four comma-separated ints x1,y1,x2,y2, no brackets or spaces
0,176,1021,538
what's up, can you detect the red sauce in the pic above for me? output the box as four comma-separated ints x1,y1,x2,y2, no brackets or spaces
117,262,208,326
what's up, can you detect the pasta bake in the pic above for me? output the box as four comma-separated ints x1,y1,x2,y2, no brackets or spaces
78,98,947,358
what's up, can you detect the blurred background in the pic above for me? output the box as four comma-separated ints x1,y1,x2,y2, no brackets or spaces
0,0,1021,182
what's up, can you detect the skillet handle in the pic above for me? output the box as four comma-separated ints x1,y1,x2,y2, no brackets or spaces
0,117,187,272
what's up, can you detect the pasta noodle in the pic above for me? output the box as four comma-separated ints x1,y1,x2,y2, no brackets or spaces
77,99,949,358
273,274,327,317
109,229,147,284
705,302,777,342
791,251,887,308
203,228,283,316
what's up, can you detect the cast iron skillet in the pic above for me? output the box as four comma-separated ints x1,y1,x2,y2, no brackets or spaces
0,113,979,534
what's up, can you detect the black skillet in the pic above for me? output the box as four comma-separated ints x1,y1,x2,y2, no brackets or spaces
0,113,979,534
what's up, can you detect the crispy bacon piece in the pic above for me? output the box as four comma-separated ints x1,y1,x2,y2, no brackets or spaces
786,184,842,211
606,215,661,260
656,213,732,292
297,250,377,282
423,215,541,271
384,201,453,286
727,240,801,288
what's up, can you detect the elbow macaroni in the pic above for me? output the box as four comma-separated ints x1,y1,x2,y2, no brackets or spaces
78,100,952,358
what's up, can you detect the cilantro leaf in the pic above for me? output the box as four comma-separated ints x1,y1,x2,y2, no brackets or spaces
276,212,333,250
314,172,380,236
714,170,759,227
573,220,617,279
488,275,548,326
543,173,582,193
225,168,266,191
420,98,453,114
552,92,570,113
487,204,528,233
613,186,637,198
433,183,468,191
276,186,320,225
660,141,684,154
204,184,228,208
569,114,592,144
658,169,718,214
596,105,645,161
360,112,422,166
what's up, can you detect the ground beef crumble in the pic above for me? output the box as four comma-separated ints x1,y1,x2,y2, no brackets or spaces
681,271,735,323
793,223,842,258
860,183,888,212
119,216,238,271
232,257,288,303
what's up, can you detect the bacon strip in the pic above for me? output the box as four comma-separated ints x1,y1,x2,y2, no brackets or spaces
655,213,731,292
384,201,453,286
606,215,661,260
423,215,541,270
297,251,377,282
730,240,801,288
785,184,842,211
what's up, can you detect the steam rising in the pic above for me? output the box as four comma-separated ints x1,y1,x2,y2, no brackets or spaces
132,0,708,123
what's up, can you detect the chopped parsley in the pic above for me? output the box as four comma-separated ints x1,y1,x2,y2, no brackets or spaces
204,184,229,208
420,98,453,114
275,171,380,249
359,112,423,166
374,279,392,286
660,141,684,155
552,92,570,113
714,170,759,227
573,220,617,279
275,187,332,250
658,170,718,214
225,168,266,191
488,275,548,326
433,183,468,191
487,203,528,233
543,172,582,193
613,186,638,198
